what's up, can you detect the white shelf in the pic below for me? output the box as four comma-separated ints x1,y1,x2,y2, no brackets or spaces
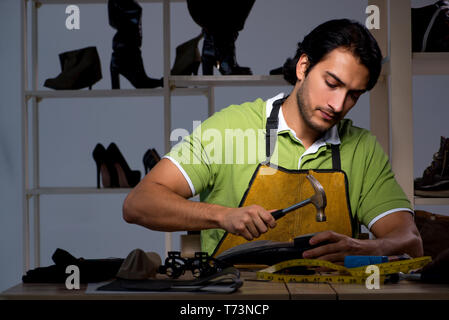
414,197,449,206
413,52,449,75
170,75,289,87
26,188,202,201
25,87,208,100
26,187,132,195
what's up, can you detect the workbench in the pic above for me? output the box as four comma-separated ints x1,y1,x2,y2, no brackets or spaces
2,271,449,300
2,274,449,318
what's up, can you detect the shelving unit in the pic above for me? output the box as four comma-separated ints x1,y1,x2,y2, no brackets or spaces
21,0,448,272
20,0,289,271
369,0,449,207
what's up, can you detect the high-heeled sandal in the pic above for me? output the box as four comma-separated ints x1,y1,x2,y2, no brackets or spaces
92,143,118,188
171,33,203,75
143,148,161,174
106,143,141,188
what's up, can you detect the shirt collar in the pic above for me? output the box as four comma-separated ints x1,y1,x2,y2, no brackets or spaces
265,93,341,146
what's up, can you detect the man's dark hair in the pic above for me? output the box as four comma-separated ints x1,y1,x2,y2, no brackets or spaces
283,19,383,91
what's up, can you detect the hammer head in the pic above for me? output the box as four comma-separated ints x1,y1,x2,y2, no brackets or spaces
306,175,327,222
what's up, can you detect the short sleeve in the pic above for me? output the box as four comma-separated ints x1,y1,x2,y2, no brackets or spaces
355,134,413,229
165,111,226,196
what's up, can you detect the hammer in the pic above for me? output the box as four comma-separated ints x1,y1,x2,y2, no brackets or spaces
271,175,327,222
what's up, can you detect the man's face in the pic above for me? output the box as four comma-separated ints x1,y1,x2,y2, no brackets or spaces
296,48,369,134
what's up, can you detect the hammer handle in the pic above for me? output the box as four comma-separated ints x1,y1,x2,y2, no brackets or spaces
271,198,312,220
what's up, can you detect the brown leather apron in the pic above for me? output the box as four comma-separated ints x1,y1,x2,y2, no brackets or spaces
212,97,358,257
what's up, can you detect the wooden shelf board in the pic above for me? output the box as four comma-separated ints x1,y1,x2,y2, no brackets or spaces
26,187,132,195
25,87,207,99
414,197,449,206
413,52,449,75
26,188,202,200
170,75,289,87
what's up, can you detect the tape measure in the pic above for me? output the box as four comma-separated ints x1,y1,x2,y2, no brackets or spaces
256,256,432,284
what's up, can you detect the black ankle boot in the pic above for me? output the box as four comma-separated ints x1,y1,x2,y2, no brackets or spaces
414,136,449,197
44,46,102,90
108,0,162,89
202,30,252,76
171,33,203,75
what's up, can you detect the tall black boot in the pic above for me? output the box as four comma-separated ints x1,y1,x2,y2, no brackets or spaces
44,46,102,90
201,30,252,75
212,31,252,75
201,30,216,75
186,0,255,75
108,0,162,89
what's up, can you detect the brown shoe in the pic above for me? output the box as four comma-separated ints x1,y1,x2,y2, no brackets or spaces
415,136,449,197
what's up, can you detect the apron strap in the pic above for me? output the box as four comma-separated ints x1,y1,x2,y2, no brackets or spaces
265,97,286,161
265,96,342,171
330,144,341,171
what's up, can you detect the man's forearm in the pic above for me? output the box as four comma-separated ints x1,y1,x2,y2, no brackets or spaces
373,228,423,258
123,181,229,232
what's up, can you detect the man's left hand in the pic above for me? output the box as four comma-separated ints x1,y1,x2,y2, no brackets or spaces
301,231,380,263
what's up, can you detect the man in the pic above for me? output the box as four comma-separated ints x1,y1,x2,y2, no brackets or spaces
123,19,423,262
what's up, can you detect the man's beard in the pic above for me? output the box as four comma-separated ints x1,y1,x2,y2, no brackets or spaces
296,79,339,134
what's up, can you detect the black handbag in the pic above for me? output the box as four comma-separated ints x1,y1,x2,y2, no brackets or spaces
412,0,449,52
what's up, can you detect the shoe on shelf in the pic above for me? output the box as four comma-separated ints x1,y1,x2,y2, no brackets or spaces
269,66,283,75
143,148,161,174
92,143,118,188
108,0,163,89
107,143,141,188
414,136,449,197
269,57,297,85
412,0,449,52
201,30,252,76
171,33,203,76
44,46,102,90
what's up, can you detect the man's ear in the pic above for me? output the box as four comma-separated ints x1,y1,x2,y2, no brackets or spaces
296,54,309,81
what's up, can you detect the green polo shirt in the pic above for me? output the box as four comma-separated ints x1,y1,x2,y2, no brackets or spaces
165,94,413,255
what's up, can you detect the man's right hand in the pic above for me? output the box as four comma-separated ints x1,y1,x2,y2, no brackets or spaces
218,205,277,240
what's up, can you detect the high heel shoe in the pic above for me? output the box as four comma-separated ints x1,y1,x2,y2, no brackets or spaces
143,148,161,174
106,143,141,188
44,46,102,90
92,143,118,188
108,0,163,89
171,33,203,75
201,30,252,75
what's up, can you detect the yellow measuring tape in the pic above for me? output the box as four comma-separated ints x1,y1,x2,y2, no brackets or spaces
256,256,432,284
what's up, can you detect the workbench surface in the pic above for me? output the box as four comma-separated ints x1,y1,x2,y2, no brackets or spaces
2,272,449,300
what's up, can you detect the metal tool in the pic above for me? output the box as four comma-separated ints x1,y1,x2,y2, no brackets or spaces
270,175,327,222
386,272,422,283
